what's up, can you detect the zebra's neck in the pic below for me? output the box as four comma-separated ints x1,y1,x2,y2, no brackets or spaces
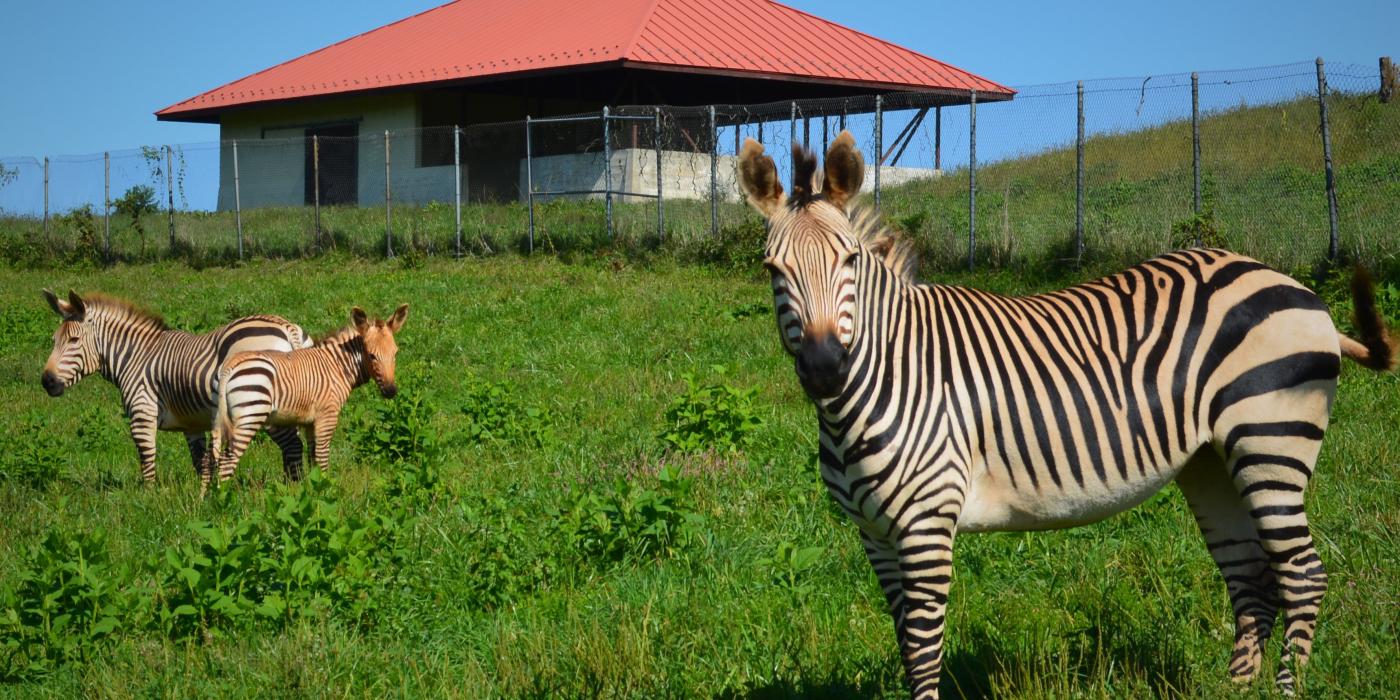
88,311,168,386
318,337,368,388
816,250,918,425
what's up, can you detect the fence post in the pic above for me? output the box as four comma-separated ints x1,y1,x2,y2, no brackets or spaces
384,130,393,257
710,105,718,237
603,106,613,239
43,157,49,235
313,135,321,242
968,90,977,272
655,107,664,242
1381,56,1396,103
166,145,175,250
103,151,110,260
1315,58,1340,261
1192,72,1202,233
934,106,942,171
232,141,243,260
822,113,829,153
453,126,462,257
840,100,847,131
789,102,796,166
525,116,535,253
874,95,883,211
803,115,810,147
1076,81,1085,262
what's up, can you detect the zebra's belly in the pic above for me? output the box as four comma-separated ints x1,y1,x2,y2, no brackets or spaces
957,462,1184,533
156,404,214,433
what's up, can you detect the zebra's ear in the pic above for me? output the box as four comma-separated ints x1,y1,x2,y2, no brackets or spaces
43,288,82,320
387,304,409,333
738,138,785,218
42,288,65,317
822,131,864,211
66,290,86,319
351,307,369,334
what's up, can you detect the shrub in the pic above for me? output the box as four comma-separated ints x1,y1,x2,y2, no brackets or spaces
685,218,767,272
455,492,555,609
457,377,554,449
0,415,64,490
555,464,705,564
1,528,134,680
352,391,439,465
659,366,763,453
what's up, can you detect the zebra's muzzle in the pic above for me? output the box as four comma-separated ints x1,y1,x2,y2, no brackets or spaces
41,371,64,397
796,333,849,399
380,383,398,399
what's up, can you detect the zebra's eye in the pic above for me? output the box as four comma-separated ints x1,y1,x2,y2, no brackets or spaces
67,335,79,343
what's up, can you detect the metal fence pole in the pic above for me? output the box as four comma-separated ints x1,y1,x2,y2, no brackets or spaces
968,90,977,272
166,145,175,249
822,113,829,153
453,126,462,257
655,107,664,241
710,104,718,237
384,130,393,257
1316,58,1340,261
525,116,535,253
313,135,321,241
103,151,110,259
232,141,243,260
934,106,942,171
1076,81,1085,262
789,102,797,163
1192,72,1202,229
43,157,49,235
603,106,613,239
874,94,883,211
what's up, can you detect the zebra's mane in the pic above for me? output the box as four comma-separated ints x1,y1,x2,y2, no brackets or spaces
81,294,169,330
849,206,919,283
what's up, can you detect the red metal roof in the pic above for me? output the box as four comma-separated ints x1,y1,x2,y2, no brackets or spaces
157,0,1012,121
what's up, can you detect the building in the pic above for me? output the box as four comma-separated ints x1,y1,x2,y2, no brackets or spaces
156,0,1012,209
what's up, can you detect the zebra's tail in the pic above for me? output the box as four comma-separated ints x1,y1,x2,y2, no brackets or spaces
212,367,235,459
1338,266,1396,371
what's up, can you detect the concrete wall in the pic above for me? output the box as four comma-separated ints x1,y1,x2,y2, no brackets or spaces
218,93,457,210
874,165,943,189
521,149,740,204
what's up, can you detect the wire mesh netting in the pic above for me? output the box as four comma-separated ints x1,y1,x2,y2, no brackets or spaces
2,60,1396,271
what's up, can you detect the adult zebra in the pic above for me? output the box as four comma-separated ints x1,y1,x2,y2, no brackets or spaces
737,133,1394,699
41,290,313,484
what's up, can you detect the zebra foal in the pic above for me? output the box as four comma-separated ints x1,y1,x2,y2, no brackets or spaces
204,304,407,492
737,132,1395,698
40,289,312,484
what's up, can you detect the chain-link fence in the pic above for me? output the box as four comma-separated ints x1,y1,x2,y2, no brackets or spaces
1,58,1396,272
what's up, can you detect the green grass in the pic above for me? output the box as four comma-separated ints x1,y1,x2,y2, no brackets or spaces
1,256,1397,698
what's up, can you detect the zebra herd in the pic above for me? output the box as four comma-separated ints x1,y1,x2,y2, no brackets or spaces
37,131,1395,698
40,290,406,490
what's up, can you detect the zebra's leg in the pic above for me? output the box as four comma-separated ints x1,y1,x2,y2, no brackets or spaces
860,531,906,649
184,432,207,476
268,426,304,482
302,426,317,474
1225,429,1328,696
124,401,160,484
217,413,266,487
893,516,957,700
309,412,341,474
1175,449,1277,683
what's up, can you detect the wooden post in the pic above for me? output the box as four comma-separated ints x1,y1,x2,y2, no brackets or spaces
1316,58,1340,261
1381,56,1396,103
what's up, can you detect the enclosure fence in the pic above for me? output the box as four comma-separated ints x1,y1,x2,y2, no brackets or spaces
1,57,1397,272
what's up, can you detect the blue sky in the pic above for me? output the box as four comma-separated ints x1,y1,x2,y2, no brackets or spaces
0,0,1395,158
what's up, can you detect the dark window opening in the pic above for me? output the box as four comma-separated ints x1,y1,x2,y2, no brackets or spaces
305,123,358,206
419,90,466,167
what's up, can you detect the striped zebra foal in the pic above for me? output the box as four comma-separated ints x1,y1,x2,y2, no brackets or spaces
41,290,312,484
204,304,407,492
737,132,1395,699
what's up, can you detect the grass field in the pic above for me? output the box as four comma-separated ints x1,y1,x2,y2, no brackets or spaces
1,255,1397,699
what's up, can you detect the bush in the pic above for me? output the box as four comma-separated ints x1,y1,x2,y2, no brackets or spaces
455,492,555,609
352,391,439,465
457,377,555,449
1,528,134,680
555,464,705,563
0,415,64,490
659,366,763,453
684,218,767,272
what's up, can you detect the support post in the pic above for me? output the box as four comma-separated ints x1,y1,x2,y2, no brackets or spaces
603,106,613,239
1192,72,1202,228
840,100,847,131
1077,81,1085,262
734,119,741,157
822,113,829,153
803,115,810,147
525,116,535,253
934,106,942,171
1316,58,1340,261
103,151,110,260
1381,56,1396,103
166,145,175,249
874,95,883,211
43,157,49,235
656,107,664,241
710,104,718,237
968,91,977,272
384,130,393,257
313,135,321,241
453,126,462,257
232,141,243,260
